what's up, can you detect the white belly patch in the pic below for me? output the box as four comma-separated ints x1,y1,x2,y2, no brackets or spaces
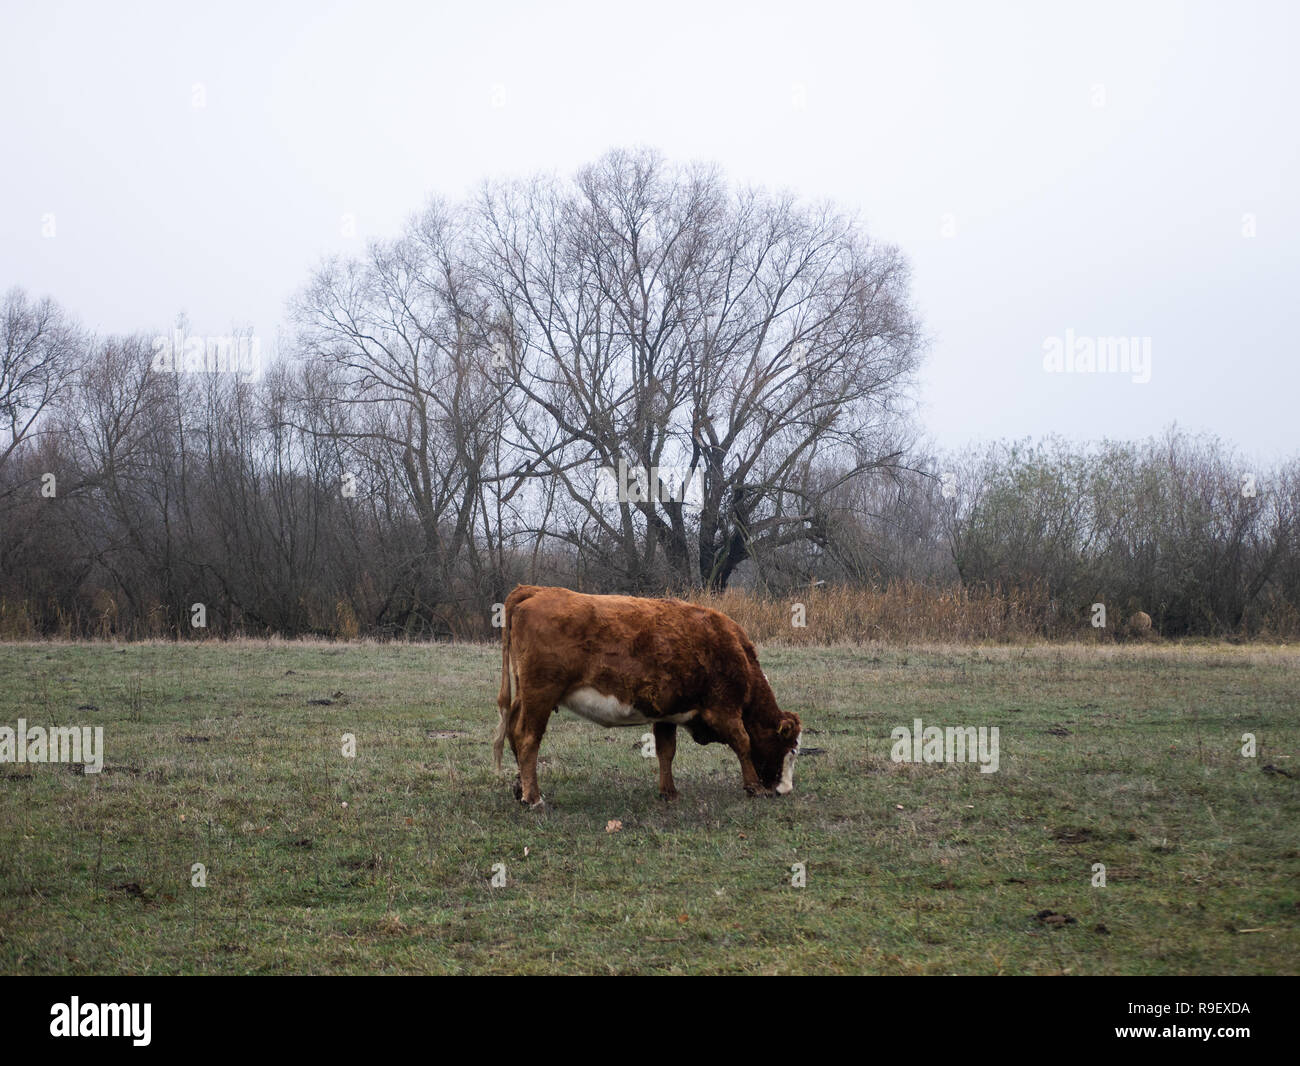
560,686,696,728
776,731,800,795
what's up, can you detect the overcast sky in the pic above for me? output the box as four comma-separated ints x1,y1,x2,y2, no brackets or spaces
2,0,1295,459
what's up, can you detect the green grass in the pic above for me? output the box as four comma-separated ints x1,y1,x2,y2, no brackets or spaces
0,639,1296,974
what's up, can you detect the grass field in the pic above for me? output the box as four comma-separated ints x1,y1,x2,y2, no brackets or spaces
0,639,1296,975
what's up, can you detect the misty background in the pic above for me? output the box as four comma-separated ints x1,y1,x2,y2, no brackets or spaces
1,0,1297,639
2,0,1296,454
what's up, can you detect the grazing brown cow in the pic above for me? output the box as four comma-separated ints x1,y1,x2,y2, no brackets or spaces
492,585,802,808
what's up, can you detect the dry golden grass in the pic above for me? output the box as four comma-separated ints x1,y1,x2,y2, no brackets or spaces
5,581,1296,644
685,581,1066,644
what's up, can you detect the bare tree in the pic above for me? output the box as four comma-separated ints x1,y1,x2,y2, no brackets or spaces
476,148,923,590
293,202,504,625
0,287,81,481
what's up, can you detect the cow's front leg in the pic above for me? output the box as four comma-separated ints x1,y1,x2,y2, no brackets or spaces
653,722,678,801
703,710,772,797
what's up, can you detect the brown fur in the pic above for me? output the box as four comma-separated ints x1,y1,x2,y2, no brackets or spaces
493,585,802,807
1125,610,1155,640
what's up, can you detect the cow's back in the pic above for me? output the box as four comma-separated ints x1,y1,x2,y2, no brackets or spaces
507,586,753,716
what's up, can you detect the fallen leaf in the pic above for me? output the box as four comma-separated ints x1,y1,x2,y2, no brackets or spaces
605,819,623,833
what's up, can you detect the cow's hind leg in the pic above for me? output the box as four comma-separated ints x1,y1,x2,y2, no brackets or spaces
653,722,678,801
510,692,557,809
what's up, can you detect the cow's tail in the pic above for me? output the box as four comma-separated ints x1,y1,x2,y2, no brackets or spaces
492,596,518,772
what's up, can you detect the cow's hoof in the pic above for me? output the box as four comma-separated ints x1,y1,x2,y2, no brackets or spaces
513,777,545,809
658,789,679,803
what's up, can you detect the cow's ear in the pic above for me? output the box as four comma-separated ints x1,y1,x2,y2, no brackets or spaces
778,718,795,738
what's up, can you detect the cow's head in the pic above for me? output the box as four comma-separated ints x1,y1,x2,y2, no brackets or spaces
754,710,802,795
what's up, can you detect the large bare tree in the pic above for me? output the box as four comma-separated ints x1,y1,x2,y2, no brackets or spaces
475,148,923,590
